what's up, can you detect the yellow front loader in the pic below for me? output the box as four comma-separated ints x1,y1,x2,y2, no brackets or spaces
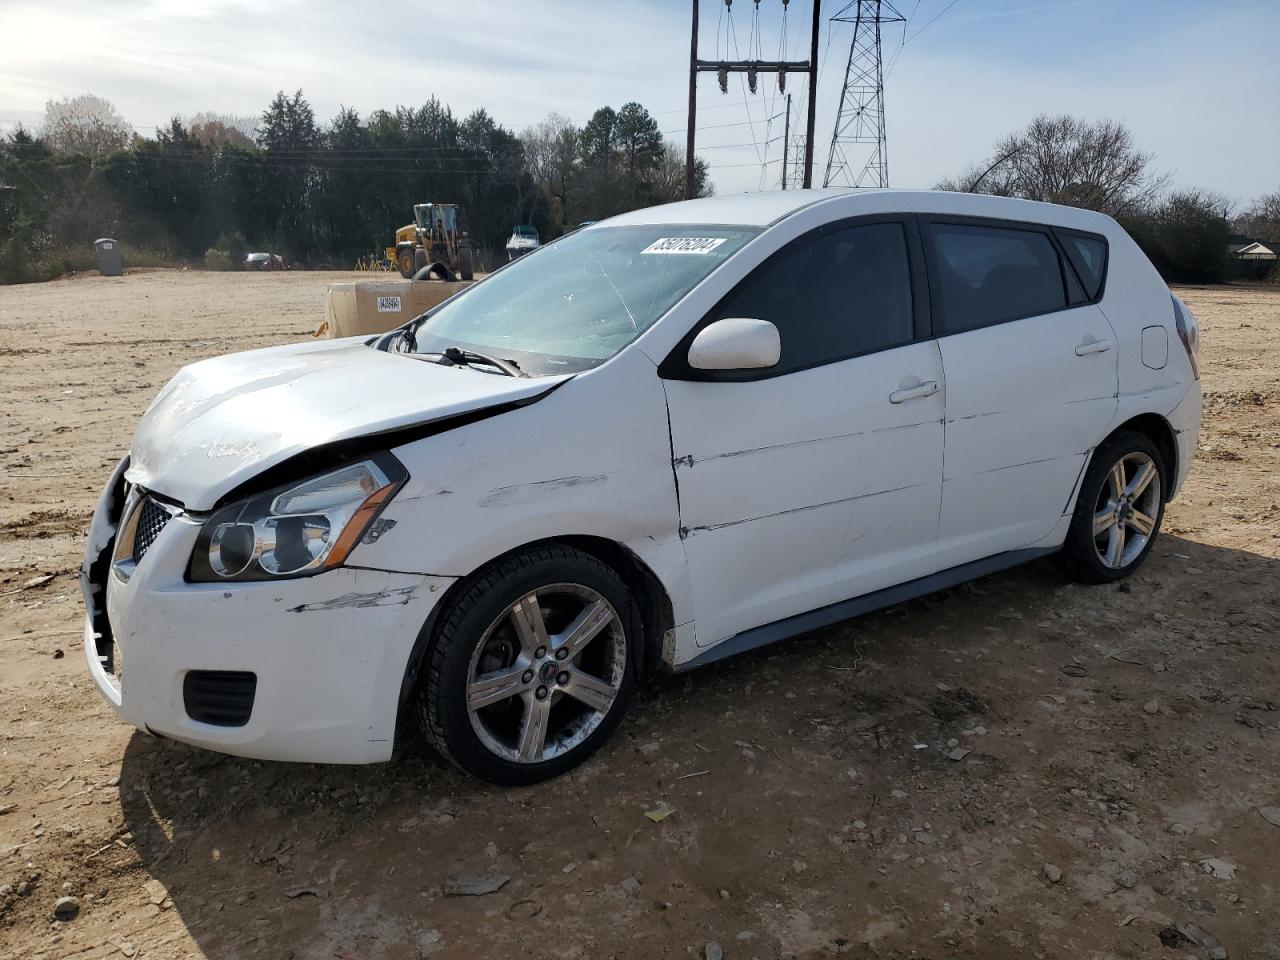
386,203,476,281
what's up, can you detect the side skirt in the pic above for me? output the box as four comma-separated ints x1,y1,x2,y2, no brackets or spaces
672,546,1059,673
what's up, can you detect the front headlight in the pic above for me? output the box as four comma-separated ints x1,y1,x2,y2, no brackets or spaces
188,454,407,582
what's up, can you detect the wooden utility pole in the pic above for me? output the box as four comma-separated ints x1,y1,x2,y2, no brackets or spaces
780,93,792,189
685,0,817,198
685,0,700,199
802,0,820,188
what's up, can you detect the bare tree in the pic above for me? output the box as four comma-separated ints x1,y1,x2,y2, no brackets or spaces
938,114,1168,215
521,113,580,227
188,112,258,150
521,114,565,193
39,94,132,156
1233,187,1280,239
646,142,712,203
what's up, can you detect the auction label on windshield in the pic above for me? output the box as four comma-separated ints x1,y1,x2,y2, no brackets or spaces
641,237,728,255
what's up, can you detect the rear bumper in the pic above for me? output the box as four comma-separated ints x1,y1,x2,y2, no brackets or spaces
1166,382,1202,501
83,482,453,764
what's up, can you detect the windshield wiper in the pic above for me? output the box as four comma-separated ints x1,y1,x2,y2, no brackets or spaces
429,346,525,378
389,321,524,377
395,315,426,353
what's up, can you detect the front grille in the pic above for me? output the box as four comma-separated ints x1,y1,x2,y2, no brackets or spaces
132,498,171,563
183,671,258,727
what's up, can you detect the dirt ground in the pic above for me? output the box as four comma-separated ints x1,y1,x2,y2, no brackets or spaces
1,270,1278,960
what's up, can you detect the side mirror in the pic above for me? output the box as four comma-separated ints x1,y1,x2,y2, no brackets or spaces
687,318,780,371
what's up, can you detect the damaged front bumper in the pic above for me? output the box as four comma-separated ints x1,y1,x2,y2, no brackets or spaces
81,460,454,764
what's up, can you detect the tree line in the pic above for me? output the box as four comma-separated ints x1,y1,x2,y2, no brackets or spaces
3,96,1275,286
936,114,1280,284
0,92,711,283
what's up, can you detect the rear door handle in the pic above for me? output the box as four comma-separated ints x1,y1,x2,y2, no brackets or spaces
889,380,939,404
1075,338,1113,356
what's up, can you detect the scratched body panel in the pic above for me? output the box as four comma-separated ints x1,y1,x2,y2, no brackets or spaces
936,303,1119,564
666,341,945,647
96,514,449,763
352,348,694,642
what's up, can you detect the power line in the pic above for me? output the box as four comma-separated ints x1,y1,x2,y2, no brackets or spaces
905,0,959,44
884,0,956,81
685,0,821,196
882,0,920,77
707,158,783,168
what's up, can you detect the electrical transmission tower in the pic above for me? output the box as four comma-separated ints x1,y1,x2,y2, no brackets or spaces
823,0,905,188
784,134,807,189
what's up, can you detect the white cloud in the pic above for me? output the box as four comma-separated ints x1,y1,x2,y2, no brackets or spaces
0,0,691,134
1,0,1276,204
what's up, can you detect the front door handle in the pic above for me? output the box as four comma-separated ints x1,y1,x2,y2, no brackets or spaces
889,380,939,404
1075,338,1113,356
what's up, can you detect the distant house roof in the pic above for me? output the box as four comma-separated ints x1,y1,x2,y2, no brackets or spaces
1227,232,1253,253
1235,241,1278,260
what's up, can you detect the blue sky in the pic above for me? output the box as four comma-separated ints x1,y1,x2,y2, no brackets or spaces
1,0,1276,205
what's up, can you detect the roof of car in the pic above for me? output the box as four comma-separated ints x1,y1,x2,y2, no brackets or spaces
600,188,1115,233
602,189,860,227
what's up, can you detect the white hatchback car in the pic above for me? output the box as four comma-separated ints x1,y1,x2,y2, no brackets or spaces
82,190,1201,784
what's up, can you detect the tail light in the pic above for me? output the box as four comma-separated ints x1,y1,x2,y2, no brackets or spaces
1172,296,1200,380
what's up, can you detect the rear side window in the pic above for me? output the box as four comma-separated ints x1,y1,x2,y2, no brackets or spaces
713,221,914,374
1058,232,1108,301
926,222,1067,335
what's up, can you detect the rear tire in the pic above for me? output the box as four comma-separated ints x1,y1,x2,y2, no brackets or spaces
1059,430,1166,584
417,545,636,785
458,246,475,281
396,247,415,278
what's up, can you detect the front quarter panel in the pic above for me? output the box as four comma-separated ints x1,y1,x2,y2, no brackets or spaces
347,349,693,633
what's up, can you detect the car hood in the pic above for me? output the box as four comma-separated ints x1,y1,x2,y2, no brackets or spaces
126,338,568,511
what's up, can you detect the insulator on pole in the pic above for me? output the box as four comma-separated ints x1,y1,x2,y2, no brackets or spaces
748,64,758,93
778,65,786,92
718,66,729,93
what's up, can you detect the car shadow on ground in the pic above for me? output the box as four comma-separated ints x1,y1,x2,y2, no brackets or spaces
117,535,1280,959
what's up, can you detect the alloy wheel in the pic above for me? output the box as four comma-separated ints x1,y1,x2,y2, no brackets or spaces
1092,451,1161,570
465,584,626,764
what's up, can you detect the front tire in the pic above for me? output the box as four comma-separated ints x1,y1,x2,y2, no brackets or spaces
1059,430,1166,584
417,546,636,785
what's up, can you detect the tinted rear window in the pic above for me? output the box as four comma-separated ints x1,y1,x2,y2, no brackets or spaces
927,222,1067,335
1058,232,1108,301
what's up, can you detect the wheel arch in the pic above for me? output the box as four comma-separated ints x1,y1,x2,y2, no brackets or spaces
1109,413,1178,502
392,534,675,752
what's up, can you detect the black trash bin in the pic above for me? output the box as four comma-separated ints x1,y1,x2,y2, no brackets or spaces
94,238,123,277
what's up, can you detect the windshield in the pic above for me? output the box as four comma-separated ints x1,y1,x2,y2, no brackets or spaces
513,225,537,237
405,224,758,375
